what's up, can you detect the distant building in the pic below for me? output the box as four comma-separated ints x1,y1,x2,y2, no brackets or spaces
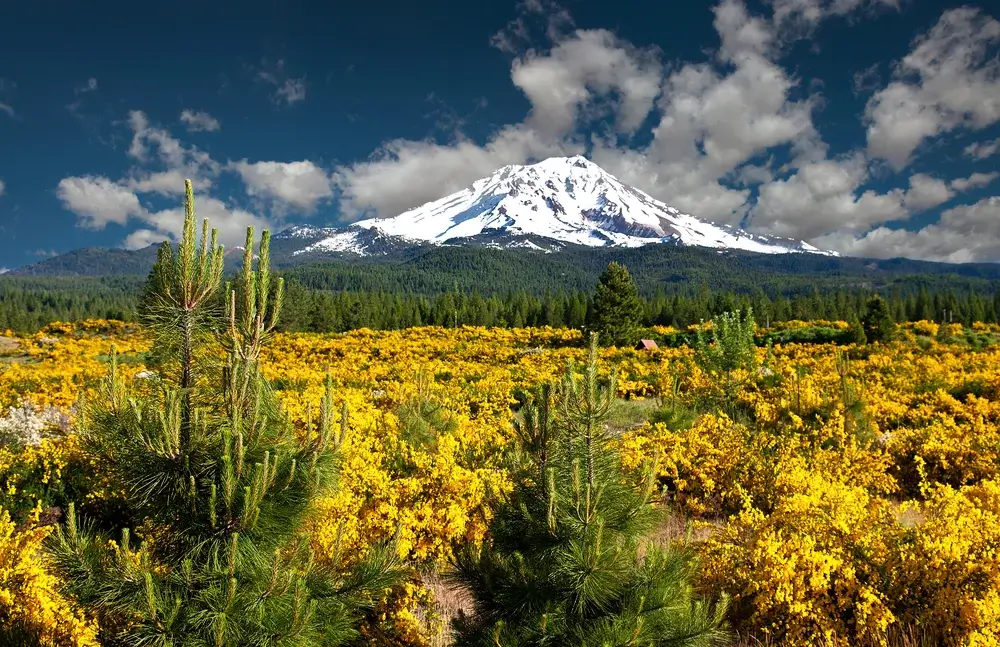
635,339,659,351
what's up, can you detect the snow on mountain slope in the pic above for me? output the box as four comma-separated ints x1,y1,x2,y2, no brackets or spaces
338,155,836,256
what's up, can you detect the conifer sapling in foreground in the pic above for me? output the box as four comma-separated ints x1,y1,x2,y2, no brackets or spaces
450,334,728,646
49,180,401,646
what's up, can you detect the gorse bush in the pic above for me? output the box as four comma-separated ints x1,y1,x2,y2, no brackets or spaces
0,506,99,647
45,181,402,647
450,334,728,647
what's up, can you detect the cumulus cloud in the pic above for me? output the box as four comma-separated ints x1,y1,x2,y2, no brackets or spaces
229,160,335,213
56,176,147,230
336,129,576,220
179,109,221,132
57,112,279,248
817,196,1000,263
57,173,271,249
57,111,342,248
752,154,906,239
511,29,663,136
964,137,1000,160
124,110,221,195
256,59,307,106
124,195,272,251
126,170,213,196
950,172,1000,192
865,7,1000,169
903,173,953,211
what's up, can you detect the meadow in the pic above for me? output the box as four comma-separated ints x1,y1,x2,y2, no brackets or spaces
4,318,1000,646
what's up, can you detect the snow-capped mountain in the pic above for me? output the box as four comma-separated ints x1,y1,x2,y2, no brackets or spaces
279,155,835,257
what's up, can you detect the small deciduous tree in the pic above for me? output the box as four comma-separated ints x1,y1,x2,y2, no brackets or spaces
48,181,401,647
450,334,728,647
588,261,644,347
693,308,767,406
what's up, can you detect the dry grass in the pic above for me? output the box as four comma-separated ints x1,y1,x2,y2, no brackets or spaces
0,336,30,363
607,397,661,435
421,512,725,646
414,569,475,647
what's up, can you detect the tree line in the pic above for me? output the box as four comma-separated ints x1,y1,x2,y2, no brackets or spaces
3,272,1000,334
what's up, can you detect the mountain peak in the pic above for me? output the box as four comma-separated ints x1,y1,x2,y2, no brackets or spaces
341,156,836,256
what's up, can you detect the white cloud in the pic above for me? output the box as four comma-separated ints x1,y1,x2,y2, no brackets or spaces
592,0,823,226
58,112,276,248
964,137,1000,160
229,160,334,212
950,172,1000,192
0,102,13,118
903,173,954,211
0,178,5,196
179,109,221,132
752,154,906,239
0,268,8,275
818,196,1000,262
129,195,272,250
257,59,307,106
56,176,147,230
768,0,899,32
57,174,271,249
511,29,662,136
335,129,576,219
126,170,213,196
125,110,220,193
122,229,171,250
865,7,1000,169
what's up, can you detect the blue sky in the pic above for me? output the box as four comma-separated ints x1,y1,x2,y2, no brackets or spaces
1,0,999,270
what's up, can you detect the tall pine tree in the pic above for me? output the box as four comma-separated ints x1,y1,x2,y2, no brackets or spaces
588,261,645,347
49,180,401,646
450,334,728,646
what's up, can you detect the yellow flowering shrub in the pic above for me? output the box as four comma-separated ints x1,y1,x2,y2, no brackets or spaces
699,467,900,647
889,481,1000,646
5,319,1000,646
0,507,99,646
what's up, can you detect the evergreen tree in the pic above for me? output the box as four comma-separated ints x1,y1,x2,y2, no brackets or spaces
450,335,728,647
588,261,645,347
862,294,896,343
848,315,867,346
48,181,400,646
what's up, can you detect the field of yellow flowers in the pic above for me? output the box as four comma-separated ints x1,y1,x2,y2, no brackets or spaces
3,319,1000,646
